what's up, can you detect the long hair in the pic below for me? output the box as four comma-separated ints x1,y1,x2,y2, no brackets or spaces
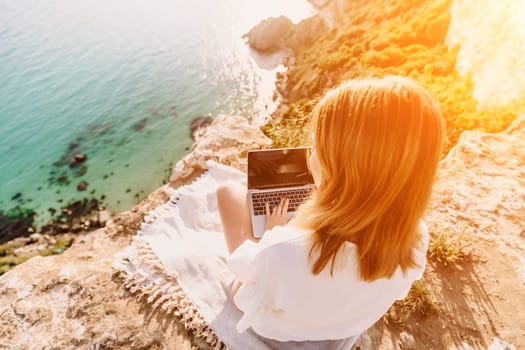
293,76,445,281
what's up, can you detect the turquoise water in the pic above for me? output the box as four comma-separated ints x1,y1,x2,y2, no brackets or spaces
0,0,313,226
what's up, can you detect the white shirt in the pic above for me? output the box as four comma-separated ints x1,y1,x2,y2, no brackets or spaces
226,221,429,342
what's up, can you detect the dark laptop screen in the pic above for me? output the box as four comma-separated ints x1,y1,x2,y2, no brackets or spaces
247,148,314,189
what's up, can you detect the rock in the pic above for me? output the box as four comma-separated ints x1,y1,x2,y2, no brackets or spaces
458,342,476,350
0,230,194,349
352,332,372,350
29,233,43,242
189,116,213,141
170,114,272,187
243,16,295,53
76,165,88,177
10,192,22,200
399,331,416,349
11,236,32,246
74,154,87,163
58,224,70,233
71,224,82,232
288,16,326,52
97,210,113,227
488,337,517,350
132,118,148,132
77,181,88,191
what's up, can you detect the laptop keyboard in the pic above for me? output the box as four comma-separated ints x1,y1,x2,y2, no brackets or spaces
251,188,313,216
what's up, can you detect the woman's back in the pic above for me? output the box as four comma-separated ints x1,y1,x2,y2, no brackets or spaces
227,221,430,341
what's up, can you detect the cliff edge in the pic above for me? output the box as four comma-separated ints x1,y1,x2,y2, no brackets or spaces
1,112,523,349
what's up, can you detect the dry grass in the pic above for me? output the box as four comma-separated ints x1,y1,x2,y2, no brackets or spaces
428,228,472,270
401,280,437,316
387,280,437,324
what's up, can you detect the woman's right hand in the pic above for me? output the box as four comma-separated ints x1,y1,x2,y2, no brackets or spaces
265,197,290,231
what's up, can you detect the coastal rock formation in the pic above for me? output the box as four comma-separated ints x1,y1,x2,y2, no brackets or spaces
243,16,294,53
0,114,272,350
189,115,213,141
170,114,272,188
0,113,523,349
244,15,326,55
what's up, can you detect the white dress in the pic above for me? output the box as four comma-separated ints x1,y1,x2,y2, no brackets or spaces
226,221,429,342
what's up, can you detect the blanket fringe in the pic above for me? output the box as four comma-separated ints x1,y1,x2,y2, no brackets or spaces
114,239,227,350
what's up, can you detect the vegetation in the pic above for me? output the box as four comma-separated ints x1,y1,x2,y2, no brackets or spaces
400,280,436,316
428,228,472,269
264,0,524,154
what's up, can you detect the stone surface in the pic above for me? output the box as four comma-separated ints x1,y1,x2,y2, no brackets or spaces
189,115,213,141
488,337,517,350
243,15,294,53
169,114,272,188
399,331,416,349
427,114,525,281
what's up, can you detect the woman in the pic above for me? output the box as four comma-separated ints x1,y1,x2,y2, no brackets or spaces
217,76,445,343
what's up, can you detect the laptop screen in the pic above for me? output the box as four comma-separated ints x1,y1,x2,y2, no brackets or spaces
247,147,314,189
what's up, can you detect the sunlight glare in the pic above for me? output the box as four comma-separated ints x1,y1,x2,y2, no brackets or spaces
446,0,525,107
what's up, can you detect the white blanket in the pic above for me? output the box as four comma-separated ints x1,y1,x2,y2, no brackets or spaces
113,161,357,350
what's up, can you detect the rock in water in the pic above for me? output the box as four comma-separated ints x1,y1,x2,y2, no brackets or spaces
189,116,212,141
77,181,88,191
243,16,294,53
74,154,87,163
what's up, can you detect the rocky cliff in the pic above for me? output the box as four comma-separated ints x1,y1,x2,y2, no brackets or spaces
0,115,271,350
1,110,523,349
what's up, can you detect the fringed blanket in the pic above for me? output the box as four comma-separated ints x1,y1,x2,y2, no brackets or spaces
113,161,357,350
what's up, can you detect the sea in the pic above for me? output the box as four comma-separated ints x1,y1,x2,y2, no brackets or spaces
0,0,314,227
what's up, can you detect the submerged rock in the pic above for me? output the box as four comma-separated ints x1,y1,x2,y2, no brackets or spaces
132,118,148,132
77,181,88,191
189,115,213,141
10,193,22,201
70,153,88,168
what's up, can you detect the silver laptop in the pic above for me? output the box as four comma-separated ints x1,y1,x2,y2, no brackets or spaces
247,147,315,238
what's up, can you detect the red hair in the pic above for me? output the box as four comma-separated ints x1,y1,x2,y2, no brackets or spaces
294,76,445,281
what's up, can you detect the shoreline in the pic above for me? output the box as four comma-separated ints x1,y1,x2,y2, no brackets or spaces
1,0,313,238
0,14,301,274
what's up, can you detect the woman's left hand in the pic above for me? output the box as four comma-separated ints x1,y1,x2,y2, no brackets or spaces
265,197,289,231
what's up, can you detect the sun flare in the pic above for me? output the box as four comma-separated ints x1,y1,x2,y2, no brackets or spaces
446,0,525,107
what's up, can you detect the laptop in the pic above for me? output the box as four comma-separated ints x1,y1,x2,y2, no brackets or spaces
247,147,315,238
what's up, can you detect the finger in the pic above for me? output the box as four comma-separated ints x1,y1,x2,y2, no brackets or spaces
276,198,283,213
265,202,270,216
276,197,285,215
282,197,289,214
